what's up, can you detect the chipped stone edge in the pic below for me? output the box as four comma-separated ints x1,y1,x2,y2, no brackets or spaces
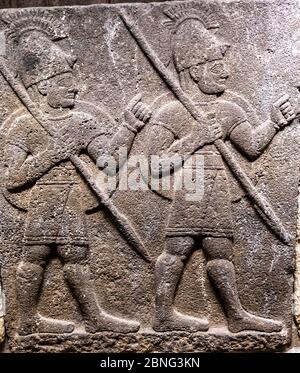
294,190,300,333
0,269,5,344
0,318,4,344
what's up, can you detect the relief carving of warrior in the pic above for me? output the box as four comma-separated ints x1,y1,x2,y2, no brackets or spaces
132,6,296,333
0,4,296,339
1,12,151,335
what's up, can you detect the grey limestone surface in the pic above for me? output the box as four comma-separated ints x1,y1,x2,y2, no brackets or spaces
0,0,300,352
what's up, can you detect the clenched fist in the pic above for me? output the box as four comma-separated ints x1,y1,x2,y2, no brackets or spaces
124,93,152,132
206,115,223,144
271,94,295,129
49,125,80,162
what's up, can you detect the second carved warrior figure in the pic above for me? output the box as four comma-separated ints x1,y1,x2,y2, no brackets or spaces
3,14,150,335
142,9,295,333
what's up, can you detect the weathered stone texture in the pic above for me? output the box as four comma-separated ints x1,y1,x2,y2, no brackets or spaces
0,0,167,8
0,0,300,352
0,319,4,344
0,275,4,344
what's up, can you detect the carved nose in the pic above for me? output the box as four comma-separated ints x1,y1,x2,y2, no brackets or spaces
66,53,77,68
69,87,78,94
221,70,229,79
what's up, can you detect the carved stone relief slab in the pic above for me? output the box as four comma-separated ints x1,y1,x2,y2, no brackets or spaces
0,273,4,344
0,0,300,352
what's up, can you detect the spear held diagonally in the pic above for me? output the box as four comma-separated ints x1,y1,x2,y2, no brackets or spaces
0,54,151,263
120,10,293,245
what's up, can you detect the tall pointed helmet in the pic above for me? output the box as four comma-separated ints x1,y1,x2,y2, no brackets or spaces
163,5,230,72
16,30,76,88
3,11,76,87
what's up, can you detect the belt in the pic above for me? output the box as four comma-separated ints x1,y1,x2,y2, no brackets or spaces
36,163,79,185
183,151,224,170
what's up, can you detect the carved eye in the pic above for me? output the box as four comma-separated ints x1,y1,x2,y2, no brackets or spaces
58,73,73,87
210,63,224,74
58,77,66,85
59,78,72,87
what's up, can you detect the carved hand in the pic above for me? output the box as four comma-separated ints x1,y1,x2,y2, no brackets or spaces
171,115,223,155
205,116,223,144
271,94,296,129
49,126,80,162
194,113,223,147
124,93,152,132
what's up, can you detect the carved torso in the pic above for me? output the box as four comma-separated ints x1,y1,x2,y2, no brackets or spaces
151,97,248,237
6,111,104,245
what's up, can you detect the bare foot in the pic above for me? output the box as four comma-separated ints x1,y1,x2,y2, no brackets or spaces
228,311,283,333
19,314,74,335
85,312,140,334
153,310,209,332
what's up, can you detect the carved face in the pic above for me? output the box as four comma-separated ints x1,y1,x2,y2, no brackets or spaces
46,72,77,108
190,59,229,94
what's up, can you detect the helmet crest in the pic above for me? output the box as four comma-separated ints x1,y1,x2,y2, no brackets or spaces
2,11,75,88
162,5,229,72
2,10,66,43
163,4,219,33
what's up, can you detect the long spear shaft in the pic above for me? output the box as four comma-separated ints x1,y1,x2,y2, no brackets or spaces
120,11,292,245
0,56,151,262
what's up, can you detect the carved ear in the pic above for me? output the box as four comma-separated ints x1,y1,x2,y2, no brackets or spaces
36,79,48,95
189,65,200,82
221,43,230,56
65,53,77,68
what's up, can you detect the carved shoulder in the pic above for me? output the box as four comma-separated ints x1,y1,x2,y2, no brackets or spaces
217,100,248,135
72,111,99,128
8,113,34,135
6,114,41,153
72,111,106,148
151,100,191,138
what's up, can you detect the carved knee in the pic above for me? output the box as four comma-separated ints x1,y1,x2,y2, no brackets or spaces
16,261,43,280
22,245,51,267
202,237,233,261
63,262,89,289
57,245,88,264
164,236,195,261
63,263,77,278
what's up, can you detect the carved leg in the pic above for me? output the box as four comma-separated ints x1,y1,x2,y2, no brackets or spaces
17,245,75,335
203,237,283,333
59,245,140,333
153,236,209,332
